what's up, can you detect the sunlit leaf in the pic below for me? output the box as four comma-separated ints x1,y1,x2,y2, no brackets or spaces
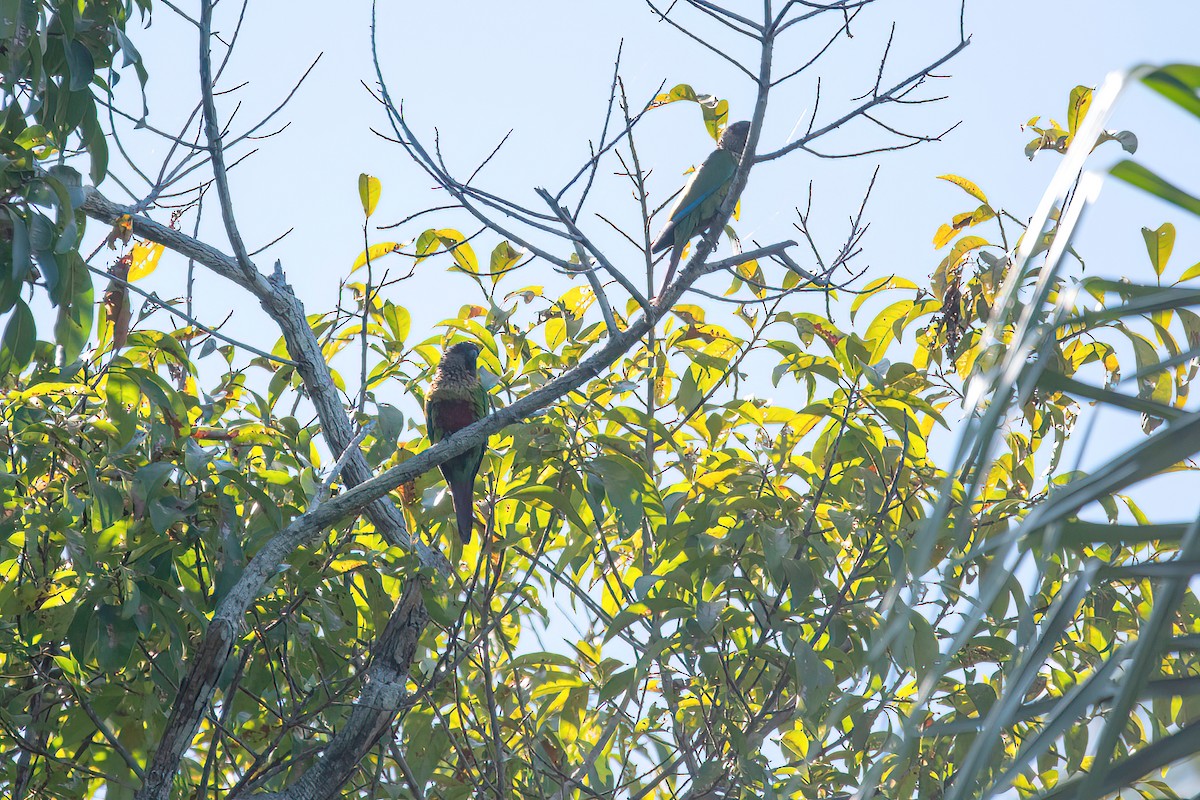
435,229,478,274
1067,85,1092,135
129,240,164,281
358,173,381,217
489,240,521,284
937,174,988,204
650,83,730,139
1141,223,1175,277
352,242,402,272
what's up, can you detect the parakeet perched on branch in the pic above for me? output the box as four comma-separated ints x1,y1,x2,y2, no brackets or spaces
424,341,489,543
651,120,752,289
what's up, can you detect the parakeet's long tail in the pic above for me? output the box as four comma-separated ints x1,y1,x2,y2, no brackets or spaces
650,223,675,254
660,247,682,294
450,479,475,543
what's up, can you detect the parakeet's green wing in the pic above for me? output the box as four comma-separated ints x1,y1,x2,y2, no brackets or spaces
464,380,489,478
424,395,444,444
425,383,489,543
652,148,739,253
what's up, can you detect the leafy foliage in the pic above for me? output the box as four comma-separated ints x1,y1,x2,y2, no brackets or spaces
0,75,1197,799
4,3,1200,799
0,0,150,370
874,70,1200,800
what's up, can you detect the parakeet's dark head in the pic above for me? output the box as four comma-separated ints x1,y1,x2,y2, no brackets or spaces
718,121,752,154
440,341,480,374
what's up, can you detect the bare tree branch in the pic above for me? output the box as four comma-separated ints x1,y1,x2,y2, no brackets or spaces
697,240,799,276
536,192,621,334
644,0,759,81
535,187,652,318
756,35,970,162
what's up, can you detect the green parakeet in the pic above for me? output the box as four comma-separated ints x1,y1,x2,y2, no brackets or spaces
651,120,752,288
425,341,489,543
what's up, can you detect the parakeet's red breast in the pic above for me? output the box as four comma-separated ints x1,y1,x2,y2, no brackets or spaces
651,120,752,291
424,341,489,543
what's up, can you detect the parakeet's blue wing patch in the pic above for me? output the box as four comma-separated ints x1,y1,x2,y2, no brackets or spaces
669,152,738,222
672,185,720,222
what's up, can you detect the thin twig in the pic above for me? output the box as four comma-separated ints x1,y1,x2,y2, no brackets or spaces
85,262,296,366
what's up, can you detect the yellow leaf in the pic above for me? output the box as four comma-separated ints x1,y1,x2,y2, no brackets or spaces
489,240,522,284
851,276,919,319
129,241,164,281
782,726,810,759
358,173,381,218
14,382,98,401
941,236,990,272
435,229,478,274
937,174,988,205
1176,261,1200,284
932,224,957,249
226,424,278,445
672,305,707,325
332,557,369,573
352,242,402,272
1067,86,1092,135
649,84,729,139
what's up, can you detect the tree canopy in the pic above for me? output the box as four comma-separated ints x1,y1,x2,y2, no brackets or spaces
3,3,1200,800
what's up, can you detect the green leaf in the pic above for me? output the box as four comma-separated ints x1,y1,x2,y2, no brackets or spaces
358,173,381,217
0,299,36,375
1038,371,1181,422
1111,160,1200,217
81,107,109,183
505,484,591,534
381,301,410,343
1058,520,1188,548
1141,223,1175,277
1033,720,1200,800
15,124,49,150
1142,64,1200,121
65,40,95,91
590,453,650,535
1096,129,1138,154
104,362,141,444
374,403,404,442
1020,411,1200,536
53,252,94,362
8,208,30,282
